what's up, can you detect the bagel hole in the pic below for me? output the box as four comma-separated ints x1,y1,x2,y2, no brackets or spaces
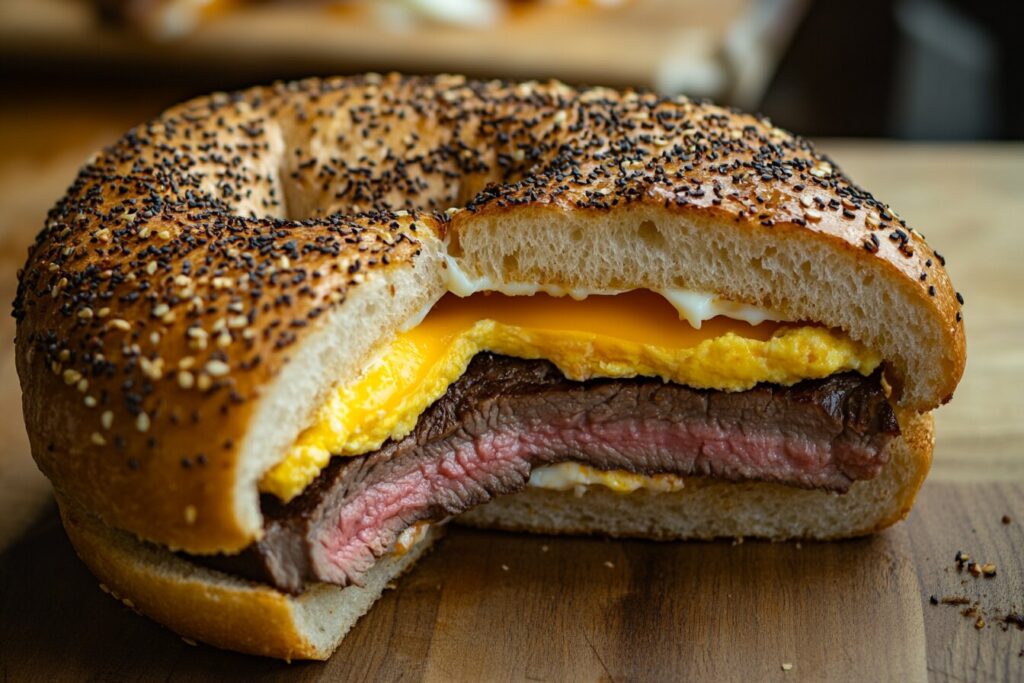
636,221,666,249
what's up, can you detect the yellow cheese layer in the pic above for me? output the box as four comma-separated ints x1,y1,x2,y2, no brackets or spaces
260,291,881,501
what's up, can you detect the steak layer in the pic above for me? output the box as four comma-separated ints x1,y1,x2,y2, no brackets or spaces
202,354,899,592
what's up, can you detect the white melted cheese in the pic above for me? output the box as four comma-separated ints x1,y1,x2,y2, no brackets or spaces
442,255,782,329
528,462,686,497
392,520,431,555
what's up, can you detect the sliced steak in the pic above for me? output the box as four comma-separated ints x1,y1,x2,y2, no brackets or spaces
201,353,899,593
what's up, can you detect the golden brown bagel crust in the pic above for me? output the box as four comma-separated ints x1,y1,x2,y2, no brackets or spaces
14,74,964,554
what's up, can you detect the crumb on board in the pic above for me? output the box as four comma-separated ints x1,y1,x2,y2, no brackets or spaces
955,550,970,571
781,663,793,672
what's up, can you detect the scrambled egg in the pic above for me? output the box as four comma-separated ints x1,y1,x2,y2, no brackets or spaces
260,291,881,501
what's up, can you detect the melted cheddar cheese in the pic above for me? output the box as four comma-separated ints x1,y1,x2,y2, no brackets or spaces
259,291,880,502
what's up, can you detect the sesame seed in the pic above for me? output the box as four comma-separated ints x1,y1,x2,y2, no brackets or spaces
101,411,113,430
177,370,195,389
136,412,151,433
809,161,832,178
205,360,230,377
91,432,106,446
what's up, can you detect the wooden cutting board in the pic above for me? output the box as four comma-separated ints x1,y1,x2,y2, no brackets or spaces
0,482,1022,681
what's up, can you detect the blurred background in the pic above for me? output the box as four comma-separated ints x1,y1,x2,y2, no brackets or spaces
1,0,1021,142
0,0,1021,545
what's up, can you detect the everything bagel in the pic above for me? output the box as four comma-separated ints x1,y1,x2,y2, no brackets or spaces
14,74,964,658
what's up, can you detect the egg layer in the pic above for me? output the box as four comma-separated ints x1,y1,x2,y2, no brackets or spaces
260,291,881,501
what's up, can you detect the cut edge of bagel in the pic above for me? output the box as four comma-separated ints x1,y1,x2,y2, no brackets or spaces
229,240,447,547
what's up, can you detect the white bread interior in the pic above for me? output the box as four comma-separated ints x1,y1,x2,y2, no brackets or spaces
232,244,446,540
58,495,443,661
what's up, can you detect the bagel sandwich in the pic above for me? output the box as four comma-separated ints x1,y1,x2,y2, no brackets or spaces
14,74,965,659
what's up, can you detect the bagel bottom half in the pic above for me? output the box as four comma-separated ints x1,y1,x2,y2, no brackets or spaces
58,412,931,661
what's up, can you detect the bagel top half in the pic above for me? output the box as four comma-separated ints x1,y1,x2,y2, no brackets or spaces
13,74,965,554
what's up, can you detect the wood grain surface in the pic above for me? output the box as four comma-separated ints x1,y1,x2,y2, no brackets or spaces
0,90,1021,681
1,485,1021,681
